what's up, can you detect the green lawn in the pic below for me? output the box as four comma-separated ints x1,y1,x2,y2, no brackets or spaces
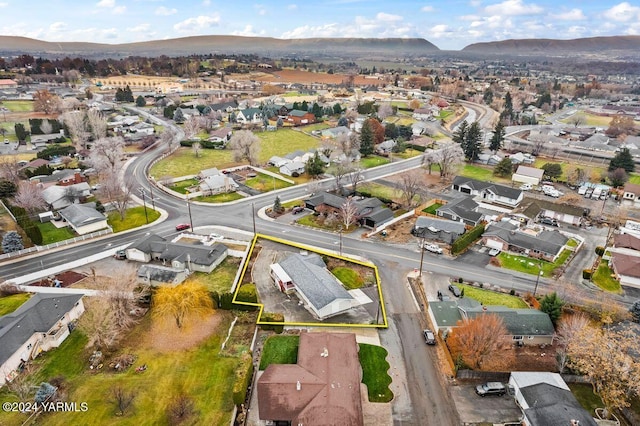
359,156,390,169
194,192,244,203
460,164,510,184
568,383,604,415
358,343,394,403
169,178,199,194
1,100,33,112
255,128,319,161
331,267,364,289
392,148,422,159
244,173,293,191
630,173,640,185
259,335,300,370
560,113,612,127
433,109,454,120
567,238,579,248
36,221,76,245
0,314,243,426
282,199,304,208
358,182,398,201
0,293,31,316
298,123,330,132
458,284,529,308
497,249,571,277
592,260,622,293
422,203,443,215
188,257,242,293
107,206,161,232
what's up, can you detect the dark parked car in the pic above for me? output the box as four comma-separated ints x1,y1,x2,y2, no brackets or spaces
475,382,506,397
539,217,559,227
423,329,436,345
448,284,462,297
175,223,191,231
292,206,305,214
436,290,451,301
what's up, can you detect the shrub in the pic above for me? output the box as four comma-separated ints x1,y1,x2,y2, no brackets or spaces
260,312,284,334
235,284,258,311
595,246,605,256
232,354,254,405
582,269,592,280
451,224,485,255
458,277,464,284
509,289,515,295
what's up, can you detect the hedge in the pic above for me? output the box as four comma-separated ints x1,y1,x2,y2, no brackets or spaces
179,140,225,149
212,288,258,311
451,224,485,255
595,246,605,257
406,143,427,152
36,145,76,160
232,354,254,405
355,191,393,205
3,201,42,245
260,312,284,334
583,269,592,280
236,284,258,305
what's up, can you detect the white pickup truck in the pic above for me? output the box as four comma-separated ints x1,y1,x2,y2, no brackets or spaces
420,242,443,254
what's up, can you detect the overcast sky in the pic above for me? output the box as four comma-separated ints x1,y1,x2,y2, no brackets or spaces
0,0,638,50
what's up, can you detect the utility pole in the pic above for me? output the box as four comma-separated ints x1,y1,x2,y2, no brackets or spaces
533,262,543,296
418,236,425,277
148,184,156,211
187,195,193,230
139,188,149,224
251,202,256,235
339,227,343,256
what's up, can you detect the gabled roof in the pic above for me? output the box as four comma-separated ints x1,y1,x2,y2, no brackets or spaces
0,293,83,365
278,254,353,310
460,298,555,336
483,222,568,256
519,382,597,426
413,216,466,234
258,332,363,425
239,108,262,117
137,264,183,283
520,198,587,219
58,204,106,227
452,176,523,200
611,252,640,278
128,233,166,252
199,174,238,191
624,182,640,195
306,193,346,210
288,109,312,117
514,165,544,179
436,197,483,223
614,233,640,251
150,241,228,267
199,167,220,178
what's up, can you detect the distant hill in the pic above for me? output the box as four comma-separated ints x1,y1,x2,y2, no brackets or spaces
462,35,640,56
0,35,439,59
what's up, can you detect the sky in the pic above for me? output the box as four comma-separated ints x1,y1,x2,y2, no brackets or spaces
0,0,638,50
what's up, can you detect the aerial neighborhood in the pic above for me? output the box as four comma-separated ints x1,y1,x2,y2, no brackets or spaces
1,22,640,426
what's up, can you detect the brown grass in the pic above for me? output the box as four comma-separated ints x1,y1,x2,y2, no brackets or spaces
142,311,225,353
250,69,376,85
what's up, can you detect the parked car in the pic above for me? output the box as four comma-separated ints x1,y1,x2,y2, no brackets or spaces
114,250,127,260
436,290,451,301
420,242,443,254
209,233,223,240
475,382,506,397
519,183,533,191
292,206,305,214
423,329,436,345
488,248,501,256
539,218,559,227
448,284,462,297
175,223,191,231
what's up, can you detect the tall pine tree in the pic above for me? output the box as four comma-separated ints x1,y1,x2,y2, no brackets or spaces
463,121,483,161
489,122,505,153
359,120,374,157
609,148,635,173
452,120,468,146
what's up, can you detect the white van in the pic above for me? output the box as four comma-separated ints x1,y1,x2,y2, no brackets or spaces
519,183,533,191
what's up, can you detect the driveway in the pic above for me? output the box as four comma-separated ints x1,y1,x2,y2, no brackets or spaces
456,245,491,268
451,383,521,424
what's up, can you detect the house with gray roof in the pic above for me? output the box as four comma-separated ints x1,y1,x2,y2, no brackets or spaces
411,216,466,244
482,221,569,262
126,234,168,262
428,298,555,346
519,198,588,226
137,264,187,286
509,372,597,426
41,182,91,210
236,108,263,124
436,197,483,226
353,197,393,229
270,253,359,320
58,203,109,235
376,139,396,154
0,293,84,386
452,176,524,208
199,174,239,195
321,126,350,139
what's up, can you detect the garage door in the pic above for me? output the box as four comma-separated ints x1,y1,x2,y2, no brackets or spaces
485,239,503,250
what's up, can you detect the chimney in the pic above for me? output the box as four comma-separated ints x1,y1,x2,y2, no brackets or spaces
296,381,301,391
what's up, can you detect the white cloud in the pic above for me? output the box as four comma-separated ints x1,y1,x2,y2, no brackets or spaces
376,12,403,22
603,2,640,22
430,24,450,38
231,25,265,37
0,2,8,7
281,23,340,38
202,0,211,4
484,0,543,16
155,6,177,16
551,8,586,21
128,23,150,32
287,4,297,10
173,14,221,33
49,22,67,32
96,0,114,7
113,5,126,14
469,0,482,6
421,6,434,12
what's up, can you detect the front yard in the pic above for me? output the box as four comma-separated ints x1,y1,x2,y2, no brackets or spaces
193,192,244,203
244,173,293,191
497,249,571,277
107,206,161,232
458,284,529,308
592,259,622,293
0,293,31,316
36,221,76,245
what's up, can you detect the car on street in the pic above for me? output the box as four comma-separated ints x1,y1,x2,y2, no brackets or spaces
175,223,191,231
209,233,223,240
114,250,127,260
475,382,506,397
436,290,451,301
539,217,559,227
292,206,305,214
448,284,462,297
420,242,443,254
423,329,436,345
488,248,501,256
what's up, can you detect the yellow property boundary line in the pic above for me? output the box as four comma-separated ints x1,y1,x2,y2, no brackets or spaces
232,233,388,329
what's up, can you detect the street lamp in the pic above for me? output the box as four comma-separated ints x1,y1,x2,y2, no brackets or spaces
533,262,543,296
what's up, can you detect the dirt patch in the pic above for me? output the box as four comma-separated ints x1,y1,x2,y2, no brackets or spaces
31,270,87,287
142,311,225,353
371,219,417,244
249,69,376,86
507,342,560,371
382,168,448,191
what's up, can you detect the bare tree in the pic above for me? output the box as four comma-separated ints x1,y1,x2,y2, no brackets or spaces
399,170,422,208
192,141,202,158
33,89,61,115
436,144,465,180
89,136,125,175
333,161,353,192
167,395,196,425
40,120,53,135
111,386,135,416
153,282,213,329
531,138,546,156
555,313,589,373
80,297,120,349
61,110,89,149
228,130,260,165
182,116,201,141
568,113,586,128
346,168,363,193
377,102,393,120
86,109,107,140
422,150,438,175
0,157,21,181
13,181,46,214
100,171,133,220
159,127,178,153
61,97,81,112
340,196,359,229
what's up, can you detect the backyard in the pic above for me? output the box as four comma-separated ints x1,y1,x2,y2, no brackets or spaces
188,257,243,293
460,164,510,184
0,293,31,316
36,221,76,245
592,260,622,293
458,284,529,308
244,173,293,191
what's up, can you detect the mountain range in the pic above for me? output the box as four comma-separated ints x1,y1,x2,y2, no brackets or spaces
0,35,639,60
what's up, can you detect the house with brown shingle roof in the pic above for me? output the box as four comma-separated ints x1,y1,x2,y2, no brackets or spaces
622,182,640,207
610,252,640,288
257,332,364,426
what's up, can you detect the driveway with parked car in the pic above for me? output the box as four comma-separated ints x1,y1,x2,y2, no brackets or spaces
451,384,521,424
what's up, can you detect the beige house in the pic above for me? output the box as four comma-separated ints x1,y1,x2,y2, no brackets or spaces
512,165,544,186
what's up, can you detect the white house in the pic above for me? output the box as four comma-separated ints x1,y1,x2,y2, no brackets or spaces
41,182,91,210
512,165,544,186
452,176,524,208
236,108,263,124
199,174,239,195
58,204,109,235
1,293,84,386
279,161,306,177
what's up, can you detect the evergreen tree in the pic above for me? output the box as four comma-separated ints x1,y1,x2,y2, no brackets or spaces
273,196,283,214
501,92,513,123
542,163,563,180
337,116,348,127
609,148,635,173
14,123,28,142
2,231,23,253
359,120,374,157
312,102,322,119
173,108,185,124
333,103,343,115
135,95,146,107
489,122,505,153
124,85,134,102
305,152,326,177
463,121,483,161
301,100,309,111
540,292,564,326
0,179,17,197
493,158,514,177
630,300,640,322
452,120,468,146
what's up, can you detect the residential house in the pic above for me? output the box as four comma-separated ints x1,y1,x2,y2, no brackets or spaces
209,100,237,114
611,233,640,258
0,79,18,89
508,152,536,165
267,156,291,168
411,216,466,244
321,126,350,139
519,198,588,226
305,193,346,215
452,176,524,208
436,197,484,227
30,132,64,148
32,170,88,189
353,197,394,229
199,174,239,195
137,264,187,287
257,332,363,426
129,122,154,136
41,182,91,210
286,110,316,126
208,127,232,146
376,139,397,155
411,121,430,136
235,108,263,125
428,298,555,346
20,158,50,173
279,161,306,177
509,372,597,426
622,182,640,206
610,253,640,288
155,82,183,94
512,166,544,186
482,221,569,262
269,253,360,320
126,234,168,262
58,204,109,235
56,172,86,187
412,108,433,120
0,293,84,386
129,236,228,273
198,167,221,180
